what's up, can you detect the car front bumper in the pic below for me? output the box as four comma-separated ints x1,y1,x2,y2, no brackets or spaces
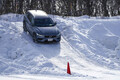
36,35,61,42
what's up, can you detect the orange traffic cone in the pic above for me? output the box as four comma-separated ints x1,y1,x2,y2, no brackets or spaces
67,62,71,75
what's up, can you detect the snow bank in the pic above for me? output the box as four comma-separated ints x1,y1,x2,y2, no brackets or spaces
88,23,119,50
0,14,64,76
0,13,23,22
1,14,120,80
55,15,120,70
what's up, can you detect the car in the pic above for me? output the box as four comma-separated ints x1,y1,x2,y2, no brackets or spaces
23,10,61,43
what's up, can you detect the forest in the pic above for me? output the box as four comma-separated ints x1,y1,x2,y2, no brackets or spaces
0,0,120,17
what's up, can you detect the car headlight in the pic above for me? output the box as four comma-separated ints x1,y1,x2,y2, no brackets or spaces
36,33,44,37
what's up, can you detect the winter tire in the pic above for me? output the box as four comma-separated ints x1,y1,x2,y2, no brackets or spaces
33,34,38,43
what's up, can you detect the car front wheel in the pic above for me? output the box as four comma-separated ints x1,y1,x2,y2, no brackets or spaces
33,34,38,43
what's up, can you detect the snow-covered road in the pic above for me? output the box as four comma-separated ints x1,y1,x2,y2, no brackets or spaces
0,14,120,80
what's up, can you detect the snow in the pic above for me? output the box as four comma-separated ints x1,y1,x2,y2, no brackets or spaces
88,23,119,50
28,10,48,17
0,14,120,80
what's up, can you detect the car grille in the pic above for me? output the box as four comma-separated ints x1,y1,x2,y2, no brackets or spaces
45,36,56,38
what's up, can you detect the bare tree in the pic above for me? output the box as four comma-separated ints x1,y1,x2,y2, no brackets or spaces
0,0,120,17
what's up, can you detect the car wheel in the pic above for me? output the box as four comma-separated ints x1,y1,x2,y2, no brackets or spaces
57,37,61,42
55,39,60,43
23,22,27,32
33,34,38,43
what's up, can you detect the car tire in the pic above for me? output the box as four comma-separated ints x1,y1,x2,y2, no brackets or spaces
33,34,38,43
23,22,27,32
57,37,61,42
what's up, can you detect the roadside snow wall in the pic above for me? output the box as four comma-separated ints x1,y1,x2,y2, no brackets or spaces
88,23,119,50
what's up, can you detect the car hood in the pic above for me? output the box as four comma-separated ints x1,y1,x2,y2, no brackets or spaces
34,27,60,36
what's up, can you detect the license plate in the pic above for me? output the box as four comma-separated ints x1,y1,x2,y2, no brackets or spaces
48,38,53,41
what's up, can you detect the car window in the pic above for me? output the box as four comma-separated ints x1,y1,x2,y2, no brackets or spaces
34,18,54,27
31,17,34,25
26,13,31,21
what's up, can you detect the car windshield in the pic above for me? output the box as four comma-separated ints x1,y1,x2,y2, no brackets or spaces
34,18,54,27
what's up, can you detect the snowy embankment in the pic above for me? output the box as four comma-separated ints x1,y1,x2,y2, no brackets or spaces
0,14,120,80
